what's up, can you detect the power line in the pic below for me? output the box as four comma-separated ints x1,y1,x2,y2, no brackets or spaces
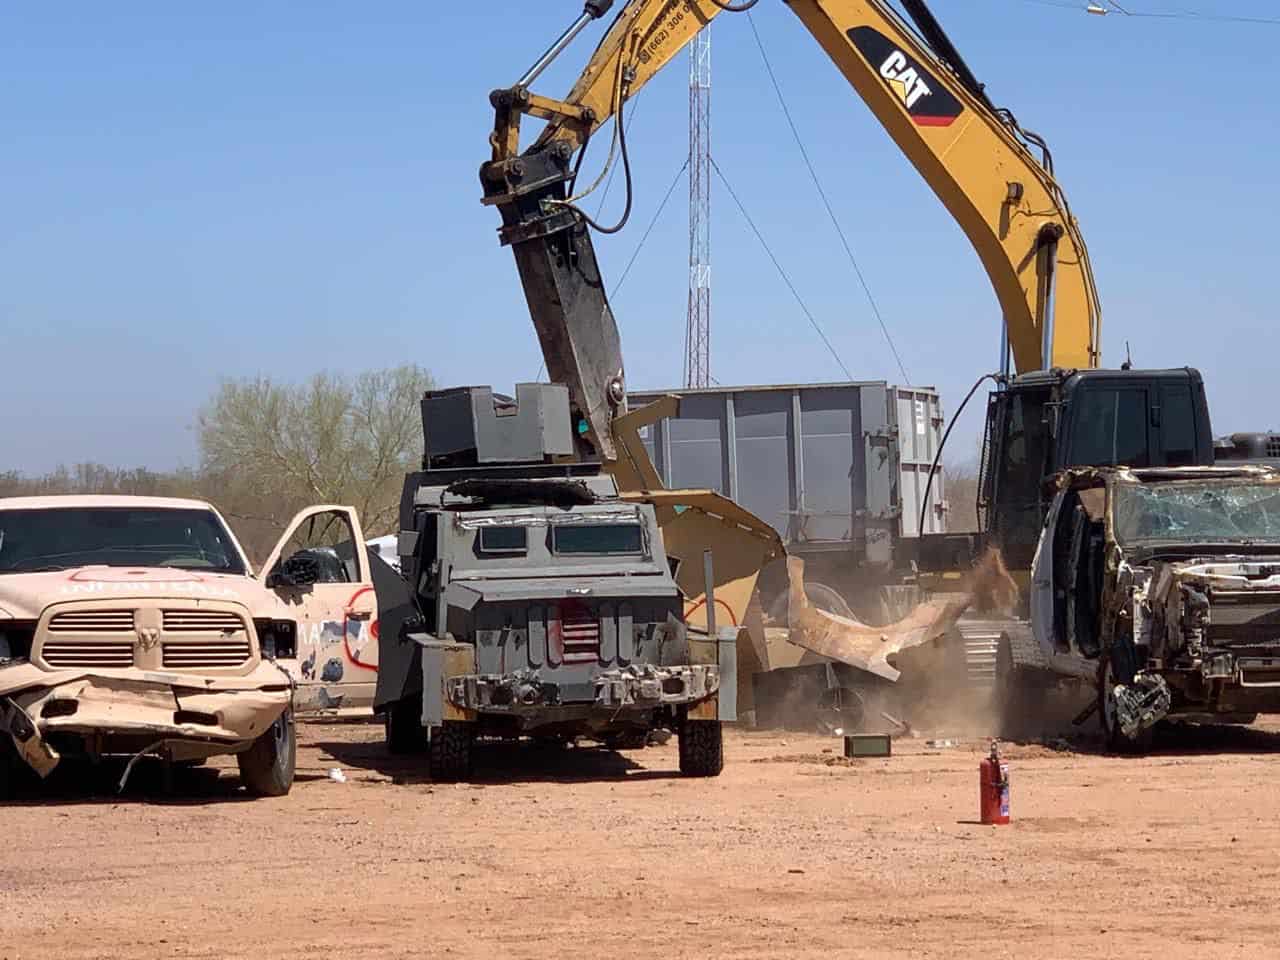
1009,0,1280,24
746,11,910,384
712,156,853,381
611,159,689,299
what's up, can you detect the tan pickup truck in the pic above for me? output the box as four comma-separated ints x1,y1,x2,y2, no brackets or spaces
0,495,377,797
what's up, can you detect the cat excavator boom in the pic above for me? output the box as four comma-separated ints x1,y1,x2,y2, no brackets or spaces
480,0,1210,571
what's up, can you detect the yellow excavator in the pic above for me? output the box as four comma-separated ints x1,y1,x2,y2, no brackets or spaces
476,0,1213,701
480,0,1215,592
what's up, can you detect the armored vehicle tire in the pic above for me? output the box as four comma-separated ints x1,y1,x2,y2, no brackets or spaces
428,722,474,782
238,708,297,797
679,720,724,777
384,697,427,755
1099,649,1155,754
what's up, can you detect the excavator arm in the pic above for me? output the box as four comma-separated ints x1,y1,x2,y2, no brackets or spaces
481,0,1101,462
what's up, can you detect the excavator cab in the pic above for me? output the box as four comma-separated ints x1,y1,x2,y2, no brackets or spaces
979,368,1213,569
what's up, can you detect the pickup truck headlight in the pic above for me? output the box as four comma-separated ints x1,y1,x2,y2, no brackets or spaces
0,624,35,664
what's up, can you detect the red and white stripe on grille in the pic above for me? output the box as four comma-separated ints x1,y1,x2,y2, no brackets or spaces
555,602,600,664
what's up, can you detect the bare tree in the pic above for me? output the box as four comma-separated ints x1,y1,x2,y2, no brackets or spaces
0,464,201,498
944,459,981,533
197,365,433,552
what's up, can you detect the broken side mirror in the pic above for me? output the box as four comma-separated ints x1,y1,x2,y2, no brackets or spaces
268,552,322,589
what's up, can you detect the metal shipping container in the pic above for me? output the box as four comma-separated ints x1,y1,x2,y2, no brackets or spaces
627,381,946,574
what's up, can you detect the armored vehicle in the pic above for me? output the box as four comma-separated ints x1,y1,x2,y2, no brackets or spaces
373,384,735,781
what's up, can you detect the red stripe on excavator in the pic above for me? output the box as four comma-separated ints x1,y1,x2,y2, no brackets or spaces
913,115,958,127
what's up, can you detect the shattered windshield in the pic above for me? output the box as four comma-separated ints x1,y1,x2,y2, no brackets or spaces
0,507,246,574
1113,482,1280,544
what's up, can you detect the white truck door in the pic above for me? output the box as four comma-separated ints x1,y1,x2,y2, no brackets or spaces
261,506,378,716
1029,491,1064,656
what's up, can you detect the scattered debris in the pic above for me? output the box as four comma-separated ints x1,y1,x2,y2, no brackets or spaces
327,768,348,784
750,754,862,768
117,740,167,794
880,711,917,738
844,734,892,758
785,550,1016,681
925,739,957,749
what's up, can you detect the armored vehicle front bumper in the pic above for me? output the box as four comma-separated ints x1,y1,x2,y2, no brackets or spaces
447,662,720,717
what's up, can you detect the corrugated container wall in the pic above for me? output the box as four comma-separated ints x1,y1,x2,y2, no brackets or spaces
627,382,946,570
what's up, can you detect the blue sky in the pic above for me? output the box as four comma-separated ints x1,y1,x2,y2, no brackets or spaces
3,1,1277,474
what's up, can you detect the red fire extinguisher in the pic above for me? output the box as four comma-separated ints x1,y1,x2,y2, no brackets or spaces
980,740,1010,825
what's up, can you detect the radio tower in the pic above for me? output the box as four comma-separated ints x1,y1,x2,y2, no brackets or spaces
684,25,712,389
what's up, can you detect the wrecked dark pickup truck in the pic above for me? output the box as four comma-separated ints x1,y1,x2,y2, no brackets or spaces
997,465,1280,750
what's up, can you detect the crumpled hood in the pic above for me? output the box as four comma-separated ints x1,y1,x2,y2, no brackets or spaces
0,566,264,621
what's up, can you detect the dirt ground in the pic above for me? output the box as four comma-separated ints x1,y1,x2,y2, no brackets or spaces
5,716,1280,960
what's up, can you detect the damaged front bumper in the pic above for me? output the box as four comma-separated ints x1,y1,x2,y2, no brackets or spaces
447,663,721,717
0,662,292,778
1110,673,1173,739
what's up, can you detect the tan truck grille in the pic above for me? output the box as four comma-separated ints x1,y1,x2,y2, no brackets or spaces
161,639,252,668
161,609,252,668
162,610,244,633
42,641,135,668
48,610,135,633
43,609,137,667
37,606,253,671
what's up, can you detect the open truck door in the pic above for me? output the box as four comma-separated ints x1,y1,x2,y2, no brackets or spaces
261,505,378,716
1029,491,1064,655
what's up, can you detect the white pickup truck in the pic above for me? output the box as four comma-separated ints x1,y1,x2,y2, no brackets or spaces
0,495,379,796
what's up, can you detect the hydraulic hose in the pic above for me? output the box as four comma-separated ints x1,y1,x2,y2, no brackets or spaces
918,373,1003,540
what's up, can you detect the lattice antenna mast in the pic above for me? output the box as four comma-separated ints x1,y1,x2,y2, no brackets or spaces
684,25,712,389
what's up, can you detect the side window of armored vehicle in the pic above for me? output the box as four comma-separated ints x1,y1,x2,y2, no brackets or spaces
1070,388,1149,467
550,523,645,556
1159,384,1198,467
476,525,528,557
273,510,360,584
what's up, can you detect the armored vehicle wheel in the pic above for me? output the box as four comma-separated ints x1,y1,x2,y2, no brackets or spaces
678,720,723,777
428,722,474,782
238,708,297,797
1099,647,1155,754
384,697,426,755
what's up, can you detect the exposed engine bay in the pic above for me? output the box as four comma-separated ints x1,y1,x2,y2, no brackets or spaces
1033,466,1280,746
